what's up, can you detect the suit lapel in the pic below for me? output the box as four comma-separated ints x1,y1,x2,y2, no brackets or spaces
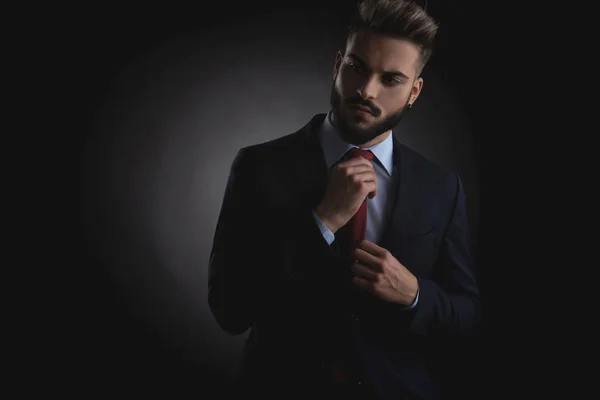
289,114,330,209
379,135,418,263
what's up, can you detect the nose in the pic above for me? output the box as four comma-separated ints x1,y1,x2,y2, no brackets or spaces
357,75,379,100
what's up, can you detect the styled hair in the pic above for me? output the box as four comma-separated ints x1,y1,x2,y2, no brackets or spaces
347,0,438,75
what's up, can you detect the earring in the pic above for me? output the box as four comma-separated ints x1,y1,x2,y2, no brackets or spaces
407,103,412,109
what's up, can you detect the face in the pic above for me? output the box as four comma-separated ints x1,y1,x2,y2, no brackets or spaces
330,30,424,146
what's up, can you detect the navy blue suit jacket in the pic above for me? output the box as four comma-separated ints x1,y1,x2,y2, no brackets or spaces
208,114,481,399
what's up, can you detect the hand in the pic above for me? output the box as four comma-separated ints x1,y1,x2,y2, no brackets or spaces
351,240,419,306
315,156,377,233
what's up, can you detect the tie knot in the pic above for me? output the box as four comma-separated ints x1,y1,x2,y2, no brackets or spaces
345,147,374,161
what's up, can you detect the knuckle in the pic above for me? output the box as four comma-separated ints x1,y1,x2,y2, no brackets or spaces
382,251,392,263
372,273,381,284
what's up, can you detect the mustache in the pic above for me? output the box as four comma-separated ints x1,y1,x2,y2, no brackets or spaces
345,97,381,116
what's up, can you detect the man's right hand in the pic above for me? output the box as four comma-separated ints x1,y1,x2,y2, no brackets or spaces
315,155,377,233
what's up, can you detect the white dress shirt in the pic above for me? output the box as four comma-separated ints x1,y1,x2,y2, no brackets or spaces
311,111,419,308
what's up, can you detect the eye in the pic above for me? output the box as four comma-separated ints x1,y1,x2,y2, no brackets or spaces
382,76,402,86
347,61,363,72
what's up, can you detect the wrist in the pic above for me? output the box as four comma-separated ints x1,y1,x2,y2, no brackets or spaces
408,279,419,304
315,204,340,233
395,278,419,306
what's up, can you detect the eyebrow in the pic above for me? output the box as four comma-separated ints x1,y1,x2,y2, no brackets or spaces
347,53,410,80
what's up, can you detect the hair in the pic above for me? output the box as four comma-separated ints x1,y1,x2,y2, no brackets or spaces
347,0,439,76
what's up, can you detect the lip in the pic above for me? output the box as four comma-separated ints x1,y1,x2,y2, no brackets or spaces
349,105,374,116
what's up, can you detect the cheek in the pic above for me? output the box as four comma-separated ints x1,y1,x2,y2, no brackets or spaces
335,81,353,102
379,90,410,110
338,69,360,91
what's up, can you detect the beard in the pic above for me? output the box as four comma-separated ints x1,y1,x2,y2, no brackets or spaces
329,82,410,146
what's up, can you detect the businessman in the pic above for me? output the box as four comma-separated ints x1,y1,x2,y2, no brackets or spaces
208,0,481,398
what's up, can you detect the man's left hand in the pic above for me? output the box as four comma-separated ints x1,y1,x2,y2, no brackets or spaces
351,240,419,306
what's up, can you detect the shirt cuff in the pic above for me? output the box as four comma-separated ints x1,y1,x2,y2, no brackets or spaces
312,210,335,245
403,287,419,310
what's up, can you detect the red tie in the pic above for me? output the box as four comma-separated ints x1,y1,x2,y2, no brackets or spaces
343,147,375,260
329,147,375,385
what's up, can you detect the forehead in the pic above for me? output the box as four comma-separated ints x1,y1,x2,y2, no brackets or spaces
345,30,421,76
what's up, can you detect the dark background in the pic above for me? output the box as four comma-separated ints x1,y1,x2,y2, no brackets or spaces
64,0,515,397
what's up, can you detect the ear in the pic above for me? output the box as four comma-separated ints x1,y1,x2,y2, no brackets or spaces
409,76,424,105
333,51,343,80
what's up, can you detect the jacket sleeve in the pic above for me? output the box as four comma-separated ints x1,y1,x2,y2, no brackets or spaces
207,148,345,335
207,148,262,335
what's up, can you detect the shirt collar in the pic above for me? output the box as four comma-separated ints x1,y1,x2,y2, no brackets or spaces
319,111,394,176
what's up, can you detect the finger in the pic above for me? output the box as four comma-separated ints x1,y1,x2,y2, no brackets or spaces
354,248,383,272
358,240,387,258
348,171,377,191
366,180,377,198
352,276,374,292
352,175,377,198
351,261,379,280
343,164,374,176
349,171,377,183
337,156,375,170
352,180,377,200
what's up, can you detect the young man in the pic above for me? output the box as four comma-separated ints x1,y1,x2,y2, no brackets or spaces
208,0,481,398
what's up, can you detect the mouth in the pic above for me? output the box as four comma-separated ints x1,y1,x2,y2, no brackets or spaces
348,104,375,116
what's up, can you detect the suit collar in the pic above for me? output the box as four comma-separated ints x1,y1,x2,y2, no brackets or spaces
290,114,330,208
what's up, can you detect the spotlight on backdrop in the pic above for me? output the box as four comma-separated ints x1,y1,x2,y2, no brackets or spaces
81,7,478,380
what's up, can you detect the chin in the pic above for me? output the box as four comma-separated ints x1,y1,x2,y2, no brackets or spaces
349,118,376,129
342,112,368,123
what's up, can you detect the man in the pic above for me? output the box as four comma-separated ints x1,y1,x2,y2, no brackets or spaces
208,0,481,398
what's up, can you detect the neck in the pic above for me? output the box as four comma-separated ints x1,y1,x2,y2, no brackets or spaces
329,111,391,148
